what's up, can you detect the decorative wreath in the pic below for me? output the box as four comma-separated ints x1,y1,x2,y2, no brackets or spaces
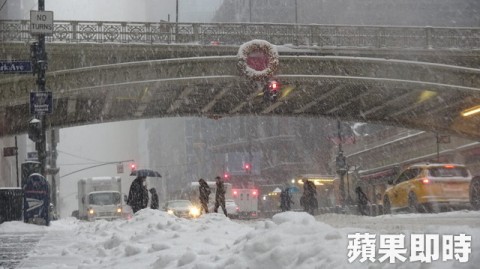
237,39,279,81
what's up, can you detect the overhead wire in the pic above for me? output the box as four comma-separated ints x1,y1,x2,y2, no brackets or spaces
0,0,7,13
56,149,106,163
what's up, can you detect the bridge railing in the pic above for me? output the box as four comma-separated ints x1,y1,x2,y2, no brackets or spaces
1,20,479,49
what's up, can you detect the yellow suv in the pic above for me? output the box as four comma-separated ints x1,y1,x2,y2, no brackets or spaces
383,163,472,213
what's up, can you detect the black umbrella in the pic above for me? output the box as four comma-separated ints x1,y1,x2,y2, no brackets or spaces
130,169,162,177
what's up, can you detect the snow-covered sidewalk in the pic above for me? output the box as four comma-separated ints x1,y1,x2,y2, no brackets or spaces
0,210,478,269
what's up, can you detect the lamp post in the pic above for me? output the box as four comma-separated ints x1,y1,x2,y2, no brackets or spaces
295,0,298,24
335,120,346,207
249,0,252,22
175,0,179,41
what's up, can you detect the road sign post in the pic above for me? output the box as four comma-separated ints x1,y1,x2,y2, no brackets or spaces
29,1,53,179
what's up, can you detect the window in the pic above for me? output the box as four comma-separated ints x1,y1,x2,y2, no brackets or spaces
428,167,469,178
89,192,121,205
395,168,420,184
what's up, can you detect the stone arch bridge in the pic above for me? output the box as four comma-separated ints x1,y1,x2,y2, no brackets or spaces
1,21,480,139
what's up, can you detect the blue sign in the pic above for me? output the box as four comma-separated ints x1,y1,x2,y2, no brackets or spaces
0,60,32,73
30,92,53,115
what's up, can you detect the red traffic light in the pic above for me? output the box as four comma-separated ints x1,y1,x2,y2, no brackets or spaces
223,173,230,179
268,79,281,92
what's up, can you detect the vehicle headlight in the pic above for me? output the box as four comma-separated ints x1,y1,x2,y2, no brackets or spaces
189,206,200,217
167,209,174,215
88,208,95,215
116,207,122,213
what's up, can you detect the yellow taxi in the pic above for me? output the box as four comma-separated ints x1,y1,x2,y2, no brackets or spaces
383,163,472,213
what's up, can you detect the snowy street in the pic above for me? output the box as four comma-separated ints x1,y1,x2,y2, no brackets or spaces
0,210,479,269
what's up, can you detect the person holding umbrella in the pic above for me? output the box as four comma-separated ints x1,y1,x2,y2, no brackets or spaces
127,176,149,213
128,168,162,213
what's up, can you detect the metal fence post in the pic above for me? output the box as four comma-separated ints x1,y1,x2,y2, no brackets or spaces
425,26,432,49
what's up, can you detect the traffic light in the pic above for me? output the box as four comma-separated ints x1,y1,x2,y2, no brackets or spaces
243,163,251,173
223,172,230,180
268,79,280,93
263,78,281,102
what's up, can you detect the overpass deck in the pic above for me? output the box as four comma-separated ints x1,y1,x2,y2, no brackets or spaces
1,21,480,140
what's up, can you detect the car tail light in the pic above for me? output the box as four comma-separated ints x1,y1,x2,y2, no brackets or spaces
236,206,239,211
422,178,430,184
444,165,455,169
252,190,258,196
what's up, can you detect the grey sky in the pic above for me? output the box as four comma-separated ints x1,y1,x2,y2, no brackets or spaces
3,0,223,22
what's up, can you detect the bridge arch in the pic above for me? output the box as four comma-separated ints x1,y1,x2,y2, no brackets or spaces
1,55,480,139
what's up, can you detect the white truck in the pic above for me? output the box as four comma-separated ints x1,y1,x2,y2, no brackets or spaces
232,188,259,219
77,177,124,221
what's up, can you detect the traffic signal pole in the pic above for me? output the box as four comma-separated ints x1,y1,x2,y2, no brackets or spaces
35,0,48,176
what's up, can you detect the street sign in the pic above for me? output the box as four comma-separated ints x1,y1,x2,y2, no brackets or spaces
30,10,54,35
30,92,53,115
0,60,32,74
117,163,124,174
437,135,451,144
3,147,17,157
27,152,38,161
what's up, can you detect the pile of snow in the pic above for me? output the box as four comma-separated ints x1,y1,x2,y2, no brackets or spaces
1,210,479,268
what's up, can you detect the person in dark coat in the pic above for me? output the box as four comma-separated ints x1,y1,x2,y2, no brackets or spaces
127,176,149,213
301,179,317,215
355,186,370,216
149,188,159,210
198,178,211,214
280,188,293,212
213,176,227,216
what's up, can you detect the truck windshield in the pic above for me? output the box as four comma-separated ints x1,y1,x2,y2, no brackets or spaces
89,192,121,205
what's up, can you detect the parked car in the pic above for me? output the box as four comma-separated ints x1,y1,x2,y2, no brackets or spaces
383,163,472,213
225,199,240,218
163,200,201,219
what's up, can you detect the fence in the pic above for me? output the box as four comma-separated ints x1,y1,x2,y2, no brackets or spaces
1,20,479,49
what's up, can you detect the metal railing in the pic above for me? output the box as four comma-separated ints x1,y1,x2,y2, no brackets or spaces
1,20,480,49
